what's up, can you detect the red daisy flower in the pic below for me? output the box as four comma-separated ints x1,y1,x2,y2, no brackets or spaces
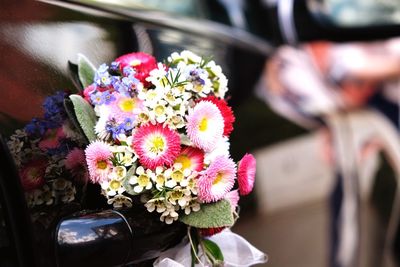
19,158,47,191
237,153,256,196
200,96,235,136
174,146,204,172
115,52,157,87
132,123,181,170
199,227,226,237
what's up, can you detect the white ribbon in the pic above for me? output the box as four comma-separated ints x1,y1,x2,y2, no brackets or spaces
154,229,267,267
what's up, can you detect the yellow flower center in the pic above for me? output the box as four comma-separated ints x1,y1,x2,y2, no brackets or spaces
170,190,184,201
147,90,157,100
198,117,208,132
138,174,149,187
115,166,126,179
213,172,224,185
148,136,165,154
165,93,175,102
27,168,41,180
96,160,108,170
139,113,149,121
155,105,165,116
130,59,141,66
156,174,165,185
171,170,184,182
175,155,192,170
110,180,121,190
118,98,136,112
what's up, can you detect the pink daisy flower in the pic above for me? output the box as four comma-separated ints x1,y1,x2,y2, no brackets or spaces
237,153,256,196
197,155,236,203
186,101,224,152
19,158,47,192
109,93,143,123
225,189,240,212
132,123,181,170
174,146,204,172
200,96,235,137
66,148,89,184
85,141,113,183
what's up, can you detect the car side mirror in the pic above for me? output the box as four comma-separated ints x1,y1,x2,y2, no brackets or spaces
55,210,133,267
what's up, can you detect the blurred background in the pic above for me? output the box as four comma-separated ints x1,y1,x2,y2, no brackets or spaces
2,0,400,266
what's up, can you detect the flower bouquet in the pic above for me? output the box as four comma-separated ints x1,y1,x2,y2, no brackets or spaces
8,50,266,266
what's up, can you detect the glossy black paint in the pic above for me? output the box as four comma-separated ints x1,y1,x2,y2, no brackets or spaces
55,208,187,267
56,210,132,267
0,136,36,267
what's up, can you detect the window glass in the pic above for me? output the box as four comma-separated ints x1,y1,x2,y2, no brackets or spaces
308,0,400,27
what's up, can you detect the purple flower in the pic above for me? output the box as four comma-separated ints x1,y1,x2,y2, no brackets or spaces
90,92,104,105
94,64,111,87
43,91,67,119
123,118,134,131
189,68,205,86
105,119,124,139
123,66,135,77
110,61,120,73
101,91,116,105
25,118,46,136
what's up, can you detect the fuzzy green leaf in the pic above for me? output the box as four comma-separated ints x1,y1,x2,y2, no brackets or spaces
63,98,88,143
122,164,141,196
78,53,96,88
180,200,234,228
67,61,82,93
69,94,97,142
203,239,224,264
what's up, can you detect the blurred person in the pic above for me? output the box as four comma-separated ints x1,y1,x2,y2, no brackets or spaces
259,38,400,267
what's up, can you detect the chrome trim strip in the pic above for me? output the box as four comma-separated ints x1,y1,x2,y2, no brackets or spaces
277,0,297,45
40,0,273,56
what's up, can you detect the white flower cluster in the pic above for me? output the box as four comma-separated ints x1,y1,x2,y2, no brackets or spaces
86,50,231,224
137,51,228,130
105,161,201,224
8,121,86,209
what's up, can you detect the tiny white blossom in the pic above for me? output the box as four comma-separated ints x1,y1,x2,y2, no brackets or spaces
129,166,153,193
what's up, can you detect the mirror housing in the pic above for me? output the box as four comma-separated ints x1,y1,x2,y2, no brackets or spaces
55,210,133,267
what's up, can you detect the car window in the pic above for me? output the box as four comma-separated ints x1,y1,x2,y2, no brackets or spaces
308,0,400,27
75,0,206,18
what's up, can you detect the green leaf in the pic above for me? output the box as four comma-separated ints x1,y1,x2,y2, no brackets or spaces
203,239,224,264
180,200,234,228
122,164,141,195
78,53,96,88
67,61,82,93
63,98,88,144
69,94,97,142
